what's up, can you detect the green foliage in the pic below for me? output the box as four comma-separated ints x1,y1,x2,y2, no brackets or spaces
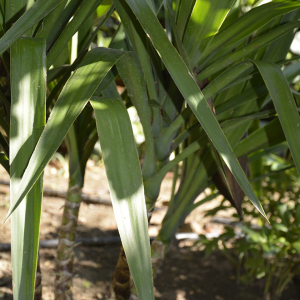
1,0,300,299
197,155,300,298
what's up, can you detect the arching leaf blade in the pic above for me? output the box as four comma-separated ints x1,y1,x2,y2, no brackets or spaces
182,0,235,67
6,47,127,221
119,0,267,219
253,60,300,176
0,0,64,54
47,0,104,68
197,20,300,82
200,1,300,64
234,118,286,158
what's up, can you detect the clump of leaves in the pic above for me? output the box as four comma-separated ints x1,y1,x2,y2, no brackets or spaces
197,155,300,299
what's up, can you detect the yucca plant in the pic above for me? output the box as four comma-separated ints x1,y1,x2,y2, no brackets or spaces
1,0,300,299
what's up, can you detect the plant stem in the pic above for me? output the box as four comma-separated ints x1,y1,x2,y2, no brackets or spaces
54,184,82,300
107,247,131,300
55,109,97,299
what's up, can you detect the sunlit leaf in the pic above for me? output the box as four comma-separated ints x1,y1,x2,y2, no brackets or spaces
91,97,154,300
10,37,46,300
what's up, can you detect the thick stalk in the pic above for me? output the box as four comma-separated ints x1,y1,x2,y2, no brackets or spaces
54,103,97,299
55,124,85,300
107,247,131,300
54,183,82,300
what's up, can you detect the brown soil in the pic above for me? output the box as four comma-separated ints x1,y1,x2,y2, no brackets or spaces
0,160,299,300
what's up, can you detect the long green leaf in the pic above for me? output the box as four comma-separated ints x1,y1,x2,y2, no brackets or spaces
182,0,235,67
155,107,191,161
116,52,156,180
10,37,46,300
5,47,127,220
91,97,154,300
5,0,27,29
200,0,300,64
47,0,104,68
253,60,300,176
0,0,63,54
197,20,300,82
42,0,83,49
112,0,160,175
216,86,268,115
176,0,196,40
119,0,267,218
164,0,191,71
202,61,255,100
222,109,277,133
234,118,285,158
35,0,68,43
7,46,155,299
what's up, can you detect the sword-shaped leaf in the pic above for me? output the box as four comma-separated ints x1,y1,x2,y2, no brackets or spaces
234,118,286,158
91,97,154,300
0,0,64,54
47,0,104,68
200,0,300,64
212,156,247,219
6,47,127,220
6,47,155,299
10,37,46,300
197,20,300,82
119,0,267,218
182,0,235,67
253,60,300,176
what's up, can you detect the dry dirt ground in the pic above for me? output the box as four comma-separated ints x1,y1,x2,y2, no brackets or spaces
0,160,299,300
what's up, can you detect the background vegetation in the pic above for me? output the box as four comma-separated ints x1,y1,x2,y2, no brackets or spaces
1,0,300,299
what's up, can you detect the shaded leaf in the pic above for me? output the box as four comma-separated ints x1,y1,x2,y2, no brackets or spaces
6,47,127,220
252,60,300,177
121,0,267,218
0,0,64,54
